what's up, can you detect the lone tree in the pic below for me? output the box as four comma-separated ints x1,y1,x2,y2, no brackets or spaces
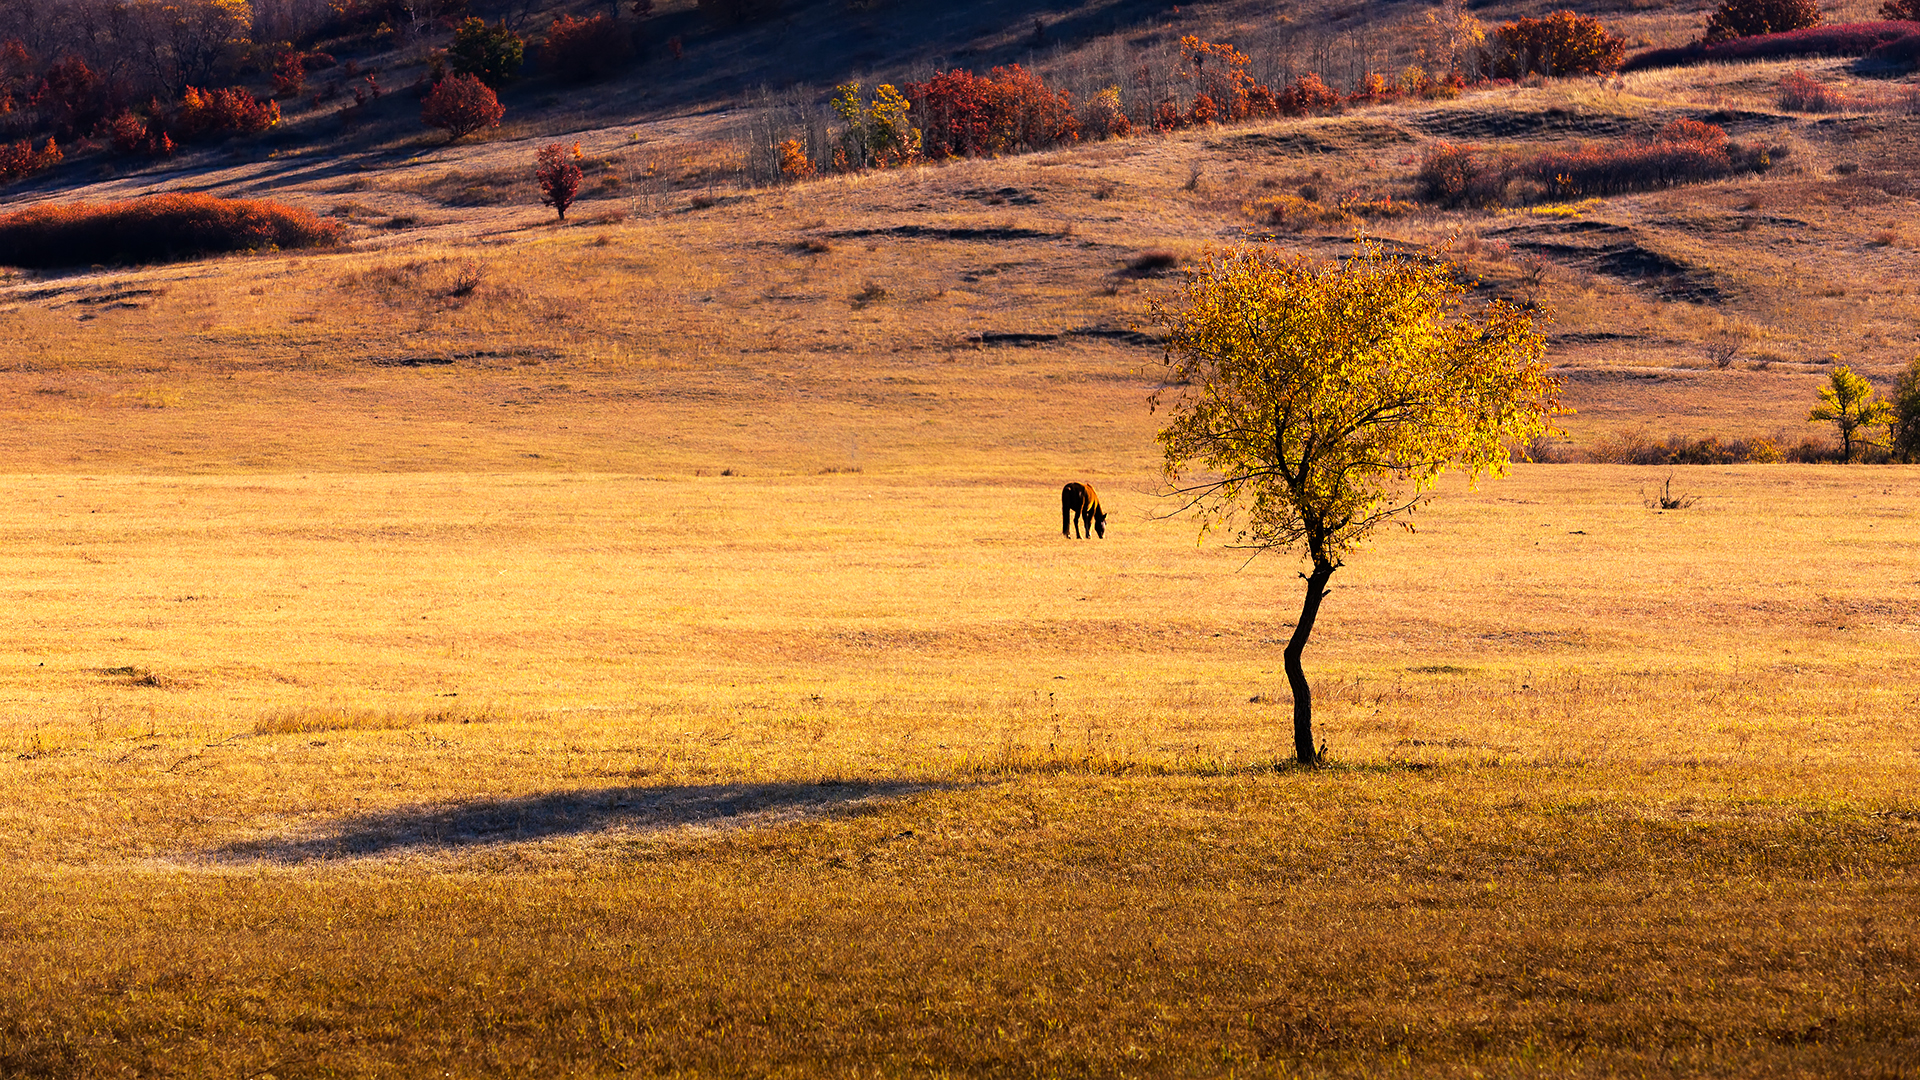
1809,364,1891,462
1152,243,1559,766
535,141,583,220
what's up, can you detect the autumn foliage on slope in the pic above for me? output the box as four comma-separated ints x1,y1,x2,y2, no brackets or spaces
0,194,341,268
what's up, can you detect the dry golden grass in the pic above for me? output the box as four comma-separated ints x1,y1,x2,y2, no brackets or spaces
1,466,1917,1076
3,38,1920,1074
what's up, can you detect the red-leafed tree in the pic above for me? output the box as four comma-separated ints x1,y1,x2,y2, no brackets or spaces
535,141,583,220
421,73,503,140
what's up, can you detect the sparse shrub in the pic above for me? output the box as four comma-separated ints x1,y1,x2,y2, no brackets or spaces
1889,357,1920,462
0,193,341,268
1778,70,1849,110
535,141,582,220
1482,11,1627,78
1706,0,1823,43
1885,0,1920,15
541,14,630,82
1416,142,1507,206
1583,430,1784,464
0,137,61,180
449,18,524,88
421,73,504,141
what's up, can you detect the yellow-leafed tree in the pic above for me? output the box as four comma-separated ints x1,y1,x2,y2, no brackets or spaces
1152,243,1560,765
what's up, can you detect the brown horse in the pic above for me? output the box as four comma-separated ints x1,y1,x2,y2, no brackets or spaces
1061,481,1106,539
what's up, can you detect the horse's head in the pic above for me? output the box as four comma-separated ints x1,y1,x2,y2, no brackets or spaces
1094,509,1106,538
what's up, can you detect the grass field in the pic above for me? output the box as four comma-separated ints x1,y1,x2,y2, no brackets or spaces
5,8,1920,1069
1,465,1917,1077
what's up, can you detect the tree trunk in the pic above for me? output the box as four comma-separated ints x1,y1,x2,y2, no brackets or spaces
1284,560,1336,765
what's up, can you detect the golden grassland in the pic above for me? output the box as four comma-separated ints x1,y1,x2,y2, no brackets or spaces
1,466,1918,1077
1,41,1920,1075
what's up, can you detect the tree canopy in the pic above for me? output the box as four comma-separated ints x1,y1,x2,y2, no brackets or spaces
1152,242,1559,764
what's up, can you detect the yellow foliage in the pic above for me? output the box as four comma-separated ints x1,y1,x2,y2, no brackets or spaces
1151,241,1560,569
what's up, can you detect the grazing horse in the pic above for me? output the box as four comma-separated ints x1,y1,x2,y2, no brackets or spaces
1061,481,1106,539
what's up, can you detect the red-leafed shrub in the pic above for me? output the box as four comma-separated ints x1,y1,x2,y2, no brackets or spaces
0,137,60,180
1706,0,1822,42
535,141,583,220
905,64,1075,159
421,73,503,140
1275,73,1340,116
1482,11,1627,78
541,14,630,81
1349,72,1393,103
172,86,280,141
1627,19,1920,68
0,194,341,267
1777,70,1850,110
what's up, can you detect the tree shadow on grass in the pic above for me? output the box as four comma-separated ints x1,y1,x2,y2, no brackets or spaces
211,780,930,864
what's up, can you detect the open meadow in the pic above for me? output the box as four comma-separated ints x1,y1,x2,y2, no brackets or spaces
4,0,1920,1071
0,463,1917,1077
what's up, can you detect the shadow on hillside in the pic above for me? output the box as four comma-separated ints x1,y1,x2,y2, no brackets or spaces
212,780,928,863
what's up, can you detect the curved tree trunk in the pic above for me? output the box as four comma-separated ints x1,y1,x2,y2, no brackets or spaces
1283,560,1336,765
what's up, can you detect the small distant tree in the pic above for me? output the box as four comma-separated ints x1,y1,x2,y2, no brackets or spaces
1705,0,1822,44
449,17,524,87
535,141,583,220
1809,364,1891,462
421,72,503,140
1890,358,1920,463
1883,0,1920,18
1151,244,1559,765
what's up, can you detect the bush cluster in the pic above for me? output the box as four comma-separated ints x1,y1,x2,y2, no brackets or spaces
1778,70,1850,111
0,193,341,268
906,65,1077,159
448,18,524,88
0,136,60,180
1481,12,1627,78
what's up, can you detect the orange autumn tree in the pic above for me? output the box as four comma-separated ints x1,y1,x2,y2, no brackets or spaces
1151,243,1559,765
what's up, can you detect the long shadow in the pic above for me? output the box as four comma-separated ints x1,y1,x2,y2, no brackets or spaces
212,780,929,864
